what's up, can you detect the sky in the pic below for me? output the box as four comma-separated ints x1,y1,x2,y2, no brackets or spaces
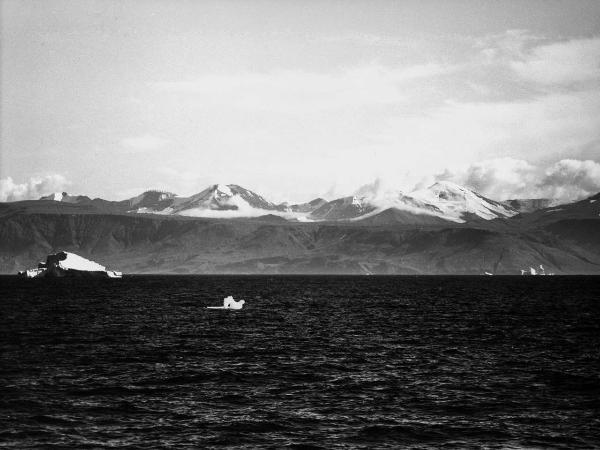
1,0,600,203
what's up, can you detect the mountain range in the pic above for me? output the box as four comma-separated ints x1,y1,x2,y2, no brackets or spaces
37,181,531,223
1,182,599,274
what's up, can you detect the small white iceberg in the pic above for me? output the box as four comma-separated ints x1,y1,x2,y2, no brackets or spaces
207,295,245,310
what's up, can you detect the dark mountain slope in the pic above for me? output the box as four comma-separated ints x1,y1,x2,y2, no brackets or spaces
1,210,599,274
504,198,554,213
511,193,600,226
0,199,131,216
357,208,455,226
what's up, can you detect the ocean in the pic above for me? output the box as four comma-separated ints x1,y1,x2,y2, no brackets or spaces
1,275,599,448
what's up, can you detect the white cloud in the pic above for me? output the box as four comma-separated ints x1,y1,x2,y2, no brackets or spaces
136,35,600,202
433,158,600,202
176,203,308,220
121,134,168,152
378,88,600,178
0,174,70,202
150,64,452,113
511,37,600,86
5,25,599,204
435,158,538,200
476,29,541,62
541,159,600,201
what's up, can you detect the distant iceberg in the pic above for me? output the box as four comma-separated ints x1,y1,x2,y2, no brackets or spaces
206,295,245,310
18,251,122,278
520,264,554,276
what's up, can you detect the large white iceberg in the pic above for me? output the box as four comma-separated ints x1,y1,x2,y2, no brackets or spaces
18,251,122,278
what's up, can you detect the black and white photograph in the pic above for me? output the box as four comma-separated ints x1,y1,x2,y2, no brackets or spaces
1,0,599,447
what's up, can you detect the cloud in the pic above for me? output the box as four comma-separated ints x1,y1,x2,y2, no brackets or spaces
476,29,540,61
176,201,308,220
178,206,274,219
540,159,600,201
353,178,411,203
381,86,600,172
511,37,600,86
150,64,452,113
434,158,600,202
141,34,599,200
434,158,538,200
472,32,600,98
121,134,168,152
0,174,70,202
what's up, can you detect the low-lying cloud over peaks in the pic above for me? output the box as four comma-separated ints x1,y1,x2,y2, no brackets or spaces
542,159,600,200
1,159,599,207
0,175,70,202
435,158,600,202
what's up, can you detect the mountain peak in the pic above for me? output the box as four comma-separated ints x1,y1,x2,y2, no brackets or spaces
309,197,326,205
165,183,279,216
409,181,516,221
425,181,474,200
429,180,465,190
129,190,177,208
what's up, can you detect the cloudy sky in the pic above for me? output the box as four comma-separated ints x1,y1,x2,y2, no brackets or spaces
1,0,600,203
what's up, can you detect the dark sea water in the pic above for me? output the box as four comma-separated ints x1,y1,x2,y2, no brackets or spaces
1,275,599,449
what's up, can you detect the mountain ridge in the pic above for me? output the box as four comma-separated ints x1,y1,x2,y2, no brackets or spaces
28,181,535,223
2,182,598,275
1,191,599,274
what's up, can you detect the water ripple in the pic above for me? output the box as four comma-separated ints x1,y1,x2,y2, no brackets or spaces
1,275,599,448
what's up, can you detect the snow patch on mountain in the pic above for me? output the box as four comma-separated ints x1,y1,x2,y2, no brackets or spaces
48,192,63,201
40,192,85,203
310,195,376,220
215,184,232,196
128,190,178,212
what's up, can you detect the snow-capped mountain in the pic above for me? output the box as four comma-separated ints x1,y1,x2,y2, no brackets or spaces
309,181,517,223
308,190,447,223
35,181,525,223
408,181,517,221
172,184,280,214
129,184,284,217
